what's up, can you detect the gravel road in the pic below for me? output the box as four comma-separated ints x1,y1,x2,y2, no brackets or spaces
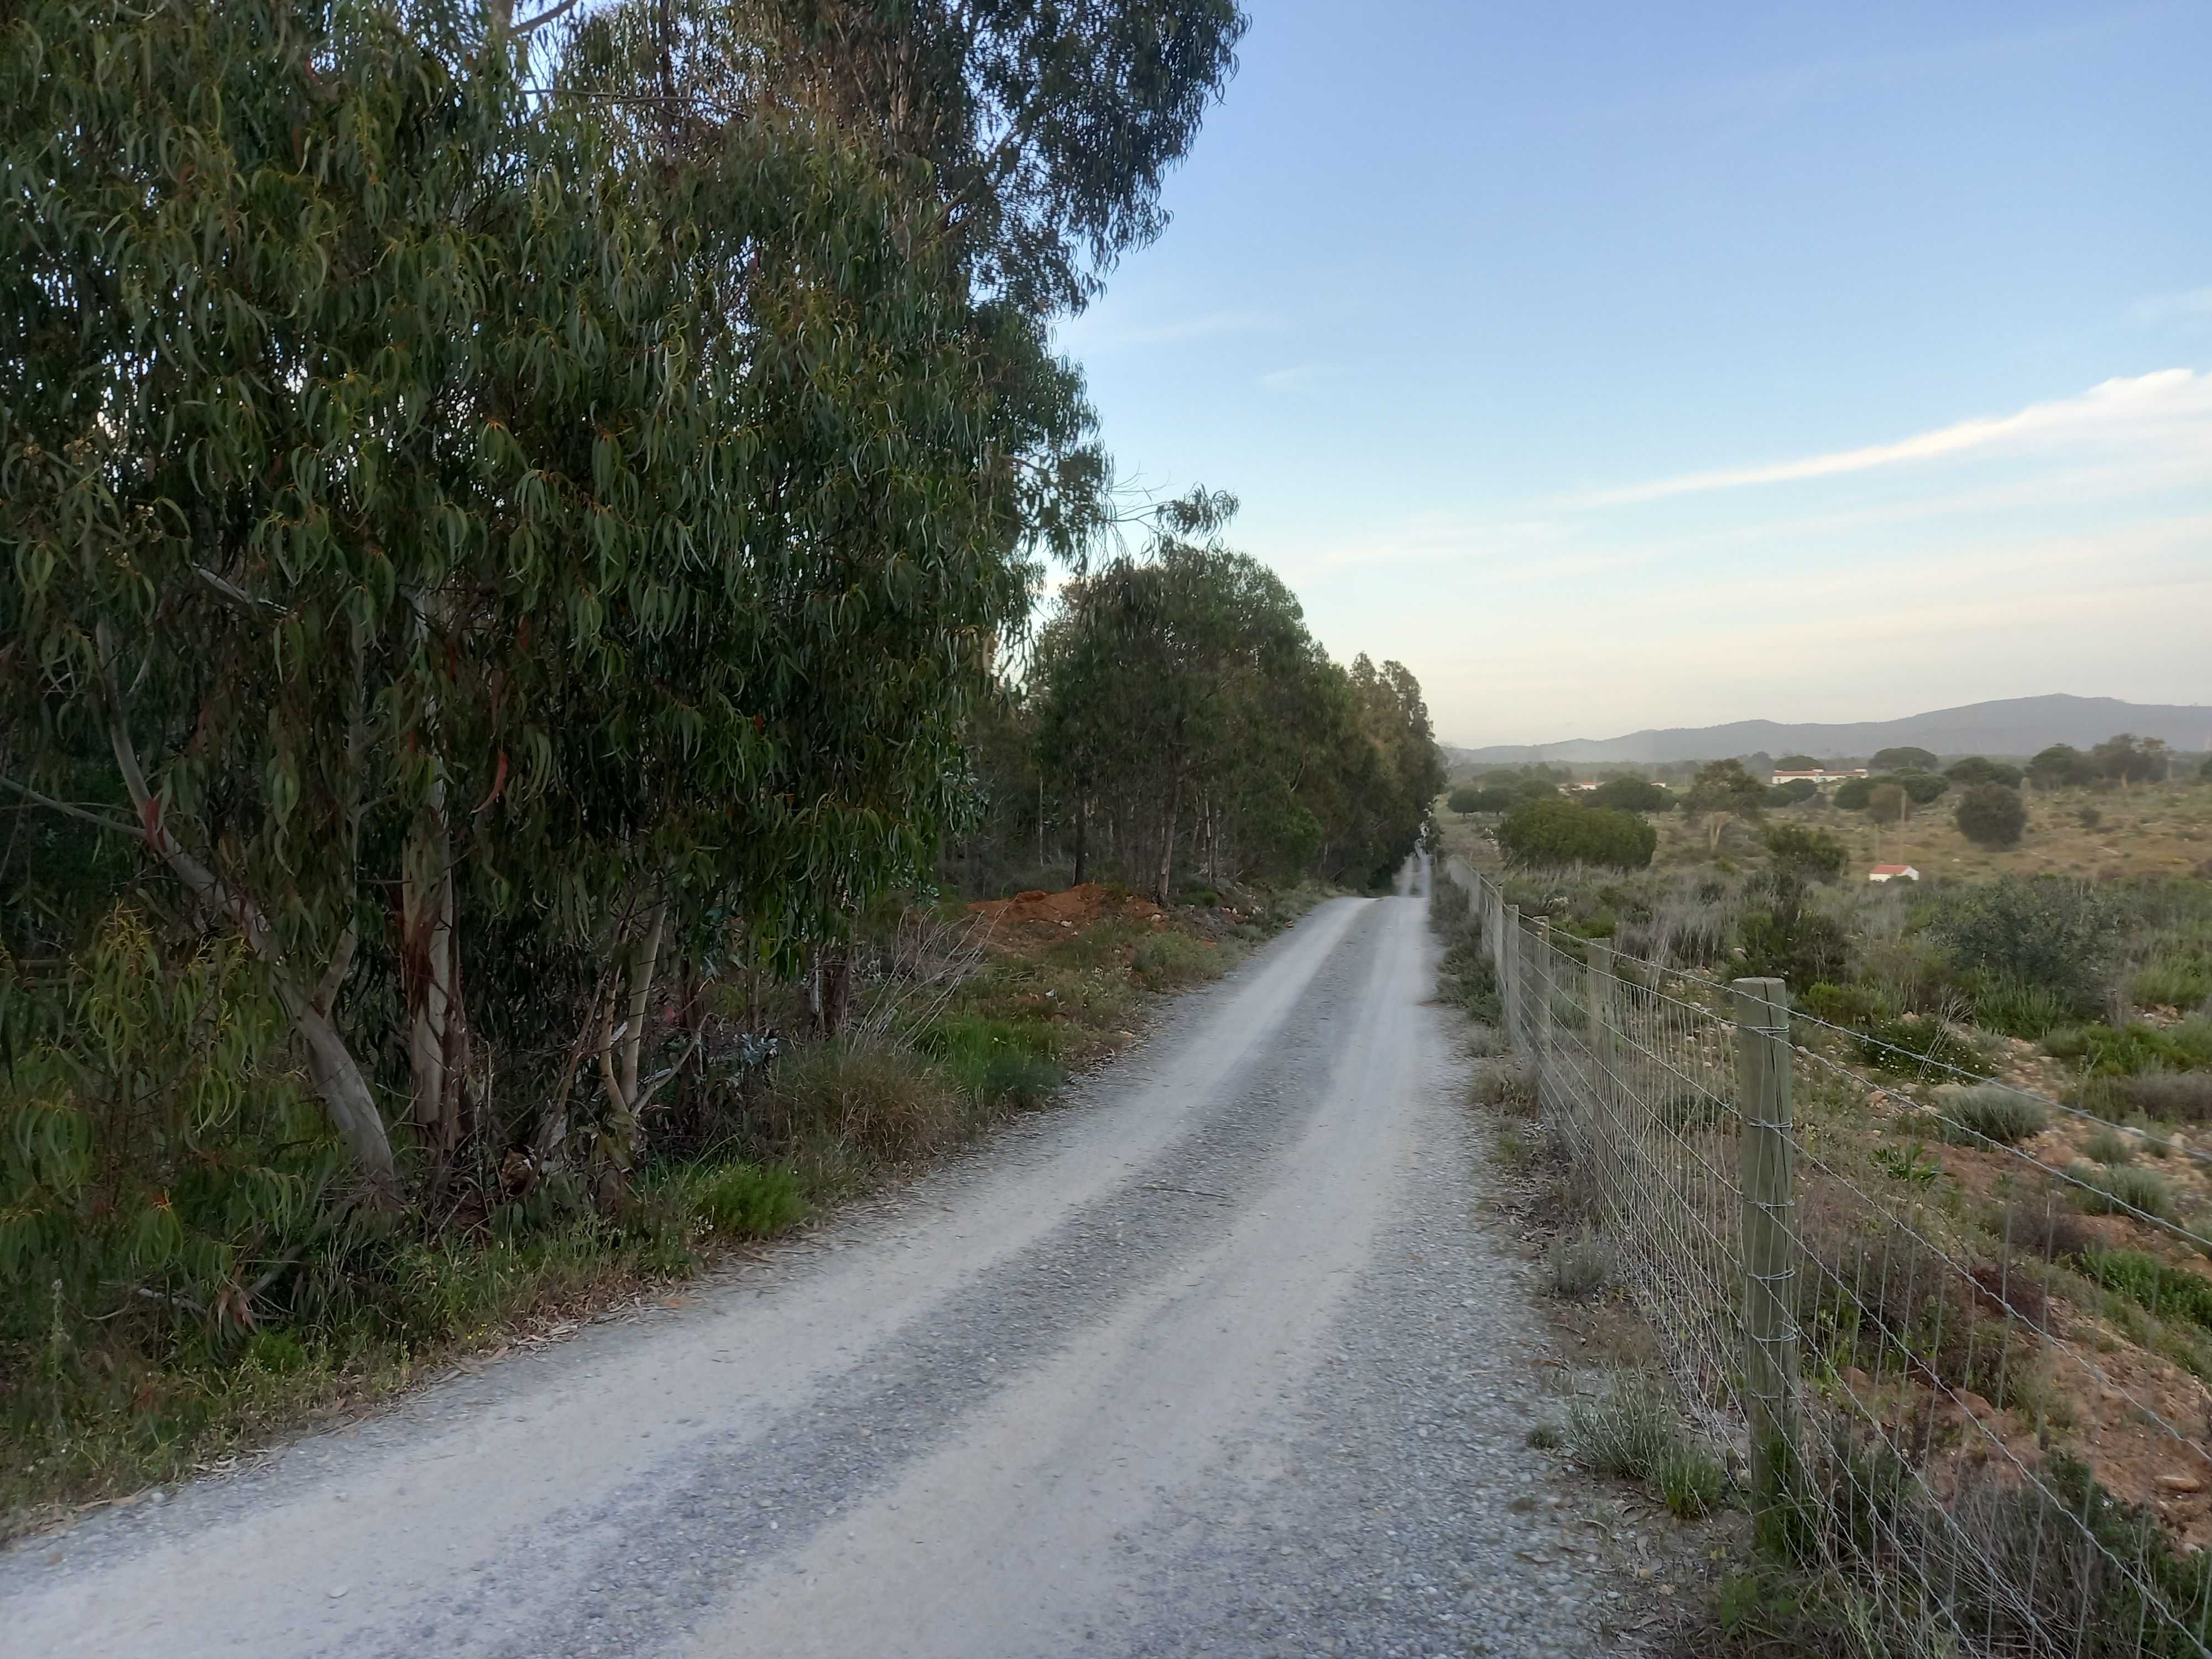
2,868,1635,1658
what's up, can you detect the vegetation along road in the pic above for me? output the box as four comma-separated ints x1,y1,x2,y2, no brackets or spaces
1,870,1613,1658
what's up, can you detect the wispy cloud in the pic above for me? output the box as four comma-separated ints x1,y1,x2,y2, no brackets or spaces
1577,368,2212,507
1058,307,1283,352
2130,287,2212,326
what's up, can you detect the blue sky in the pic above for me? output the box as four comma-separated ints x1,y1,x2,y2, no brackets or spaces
1056,1,2211,747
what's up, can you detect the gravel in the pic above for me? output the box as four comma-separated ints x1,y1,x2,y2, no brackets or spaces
2,867,1685,1658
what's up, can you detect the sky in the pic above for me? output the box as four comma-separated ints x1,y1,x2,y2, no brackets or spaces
1054,1,2212,749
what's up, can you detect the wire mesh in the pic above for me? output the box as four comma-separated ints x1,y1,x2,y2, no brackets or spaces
1443,859,2212,1657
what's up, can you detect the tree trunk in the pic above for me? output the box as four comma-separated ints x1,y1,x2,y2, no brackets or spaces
401,808,462,1165
1154,775,1183,905
1072,793,1088,885
102,687,398,1194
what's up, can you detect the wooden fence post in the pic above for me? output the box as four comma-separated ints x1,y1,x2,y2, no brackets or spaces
1502,904,1521,1048
1586,940,1620,1214
1530,917,1552,1107
1734,975,1801,1525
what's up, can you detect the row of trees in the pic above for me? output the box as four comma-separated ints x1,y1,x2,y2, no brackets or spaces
2,0,1250,1220
955,507,1444,899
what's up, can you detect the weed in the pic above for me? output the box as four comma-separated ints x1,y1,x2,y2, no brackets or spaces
690,1163,806,1239
2112,1072,2212,1125
1130,930,1222,991
2083,1249,2212,1334
1872,1141,1941,1187
1566,1372,1729,1518
1934,1084,2048,1146
2068,1159,2179,1224
1470,1058,1536,1114
1526,1422,1563,1450
1545,1227,1610,1298
2080,1125,2135,1167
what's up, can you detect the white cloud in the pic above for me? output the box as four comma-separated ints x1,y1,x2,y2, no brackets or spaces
1058,306,1282,352
1578,368,2212,507
2130,287,2212,326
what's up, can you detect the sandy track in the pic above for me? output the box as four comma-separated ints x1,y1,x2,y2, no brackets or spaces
2,871,1610,1658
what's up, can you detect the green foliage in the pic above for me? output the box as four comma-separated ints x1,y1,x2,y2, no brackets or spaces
2043,1019,2212,1077
1567,1374,1727,1518
689,1164,807,1240
1766,779,1820,805
2088,1249,2212,1332
2093,733,2171,786
1954,782,2028,848
1762,825,1848,884
1945,755,2024,787
1683,759,1768,849
2028,743,2099,789
1970,975,2074,1040
1931,877,2125,1015
1832,776,1873,810
1131,930,1224,991
2069,1160,2178,1223
1446,785,1485,815
1934,1084,2049,1146
1495,799,1658,870
1460,785,1520,814
1545,1228,1610,1298
1871,747,1939,772
1589,776,1672,813
1866,782,1908,826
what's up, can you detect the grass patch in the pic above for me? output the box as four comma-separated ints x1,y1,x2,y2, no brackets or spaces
2066,1159,2179,1224
1545,1227,1610,1299
2083,1248,2212,1334
1130,928,1225,991
1933,1083,2049,1146
1566,1372,1728,1518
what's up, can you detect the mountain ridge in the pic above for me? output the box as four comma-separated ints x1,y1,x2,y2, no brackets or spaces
1447,695,2212,767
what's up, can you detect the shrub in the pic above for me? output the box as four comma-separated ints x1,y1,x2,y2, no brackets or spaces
1589,776,1672,813
1931,877,2125,1014
2069,1160,2178,1223
1971,975,2074,1040
2046,1020,2212,1077
1446,785,1486,815
1855,1012,1986,1076
2081,1125,2135,1166
2077,806,2103,829
1893,770,1952,805
1947,756,2024,788
2084,1249,2212,1333
1495,797,1658,870
1766,779,1820,806
1567,1374,1726,1518
1131,930,1220,990
1867,781,1908,826
758,1040,975,1179
2115,1073,2212,1125
1872,746,1940,772
1546,1228,1610,1298
1762,825,1848,884
1937,1084,2049,1146
1955,782,2028,849
1834,776,1874,811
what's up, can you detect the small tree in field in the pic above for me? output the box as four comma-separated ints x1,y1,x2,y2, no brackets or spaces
1763,825,1848,884
1684,759,1766,852
1955,784,2028,849
1867,782,1908,827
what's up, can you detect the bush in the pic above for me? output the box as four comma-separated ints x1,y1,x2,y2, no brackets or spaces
1872,746,1940,773
2085,1249,2212,1333
2044,1019,2212,1077
1446,785,1485,815
1131,929,1221,990
1762,824,1848,884
1955,782,2028,849
1546,1228,1610,1298
1766,779,1820,806
1495,797,1657,870
1936,1084,2049,1146
1946,756,2025,788
1931,877,2125,1014
1834,776,1874,811
2080,1125,2135,1166
1589,776,1672,813
1893,770,1952,805
2069,1160,2177,1223
2114,1072,2212,1125
1971,975,2074,1040
1566,1374,1726,1517
758,1041,976,1181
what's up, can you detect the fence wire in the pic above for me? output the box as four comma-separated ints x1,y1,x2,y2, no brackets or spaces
1445,857,2212,1657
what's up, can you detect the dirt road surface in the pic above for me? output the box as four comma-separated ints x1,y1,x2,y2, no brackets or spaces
2,870,1620,1657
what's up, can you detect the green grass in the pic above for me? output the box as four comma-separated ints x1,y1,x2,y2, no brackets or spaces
1130,928,1226,990
1566,1372,1729,1518
2044,1018,2212,1077
2084,1248,2212,1334
2067,1159,2179,1224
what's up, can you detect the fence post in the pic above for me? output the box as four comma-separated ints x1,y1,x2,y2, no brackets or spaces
1733,976,1800,1527
1530,917,1552,1107
1502,904,1521,1047
1586,940,1620,1219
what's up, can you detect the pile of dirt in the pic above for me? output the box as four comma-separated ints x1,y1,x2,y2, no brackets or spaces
967,882,1163,930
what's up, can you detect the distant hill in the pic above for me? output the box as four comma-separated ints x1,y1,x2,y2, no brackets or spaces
1448,695,2212,768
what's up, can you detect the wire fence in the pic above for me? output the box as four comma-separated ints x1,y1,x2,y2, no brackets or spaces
1442,856,2212,1656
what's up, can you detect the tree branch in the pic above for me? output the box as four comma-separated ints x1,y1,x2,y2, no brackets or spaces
0,774,136,834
